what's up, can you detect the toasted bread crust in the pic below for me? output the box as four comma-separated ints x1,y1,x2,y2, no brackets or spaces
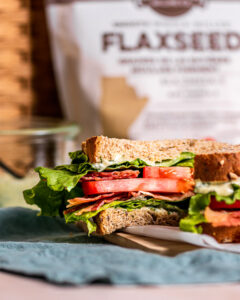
94,207,184,235
82,136,240,182
201,223,240,243
82,136,235,164
82,136,102,163
194,152,240,182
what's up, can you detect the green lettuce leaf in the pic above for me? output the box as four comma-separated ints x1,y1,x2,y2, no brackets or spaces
23,150,194,218
23,180,65,216
23,181,83,217
180,184,240,233
115,198,185,213
175,159,195,167
65,200,124,234
179,214,206,234
105,158,149,170
214,185,240,204
37,151,195,198
69,150,89,164
55,163,97,176
179,193,210,233
35,167,83,192
65,198,186,235
188,193,211,215
156,152,195,168
58,151,195,173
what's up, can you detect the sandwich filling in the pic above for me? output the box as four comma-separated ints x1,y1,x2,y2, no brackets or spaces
23,150,195,234
180,179,240,233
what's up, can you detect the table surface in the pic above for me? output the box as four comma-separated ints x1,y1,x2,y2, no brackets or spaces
1,271,240,300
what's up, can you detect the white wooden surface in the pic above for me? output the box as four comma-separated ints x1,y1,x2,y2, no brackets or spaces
0,271,240,300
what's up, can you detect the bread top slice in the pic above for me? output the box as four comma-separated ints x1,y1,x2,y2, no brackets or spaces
82,135,239,163
194,152,240,182
82,136,240,182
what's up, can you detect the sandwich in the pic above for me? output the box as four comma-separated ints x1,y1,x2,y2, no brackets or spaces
24,136,195,234
180,145,240,243
24,136,240,241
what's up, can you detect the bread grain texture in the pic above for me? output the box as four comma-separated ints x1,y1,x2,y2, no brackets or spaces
82,136,237,164
194,152,240,182
94,207,184,235
82,136,240,182
201,223,240,243
76,207,183,235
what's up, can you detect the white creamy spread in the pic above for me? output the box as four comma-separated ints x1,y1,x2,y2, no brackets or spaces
91,161,113,171
91,157,157,171
91,158,240,198
195,179,240,196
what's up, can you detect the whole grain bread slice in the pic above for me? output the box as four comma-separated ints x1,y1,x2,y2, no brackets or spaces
92,207,184,235
82,136,240,182
76,208,240,240
201,223,240,243
194,152,240,182
82,136,237,164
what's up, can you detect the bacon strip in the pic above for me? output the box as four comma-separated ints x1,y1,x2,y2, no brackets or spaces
81,170,140,181
67,194,128,216
74,200,106,216
65,193,128,214
205,207,240,227
66,192,119,208
64,202,92,215
67,190,193,210
128,191,194,201
64,190,193,216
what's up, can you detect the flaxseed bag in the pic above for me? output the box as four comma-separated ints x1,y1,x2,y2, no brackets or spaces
46,0,240,142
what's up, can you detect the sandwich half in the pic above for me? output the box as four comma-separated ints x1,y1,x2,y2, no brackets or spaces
24,136,235,237
180,146,240,243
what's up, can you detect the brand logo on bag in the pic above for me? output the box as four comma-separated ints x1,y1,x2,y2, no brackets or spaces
137,0,205,16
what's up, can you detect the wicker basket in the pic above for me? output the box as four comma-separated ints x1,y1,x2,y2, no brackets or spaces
0,0,32,120
0,0,62,121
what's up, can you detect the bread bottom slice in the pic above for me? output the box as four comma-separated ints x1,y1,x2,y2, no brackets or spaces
89,207,184,235
202,223,240,243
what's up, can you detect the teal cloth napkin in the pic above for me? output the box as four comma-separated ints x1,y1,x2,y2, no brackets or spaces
0,207,240,285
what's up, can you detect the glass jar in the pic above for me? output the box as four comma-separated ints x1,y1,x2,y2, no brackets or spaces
0,117,80,208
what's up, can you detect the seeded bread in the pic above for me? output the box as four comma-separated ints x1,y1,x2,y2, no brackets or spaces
194,152,240,182
82,136,240,182
92,207,184,235
82,136,234,164
201,223,240,243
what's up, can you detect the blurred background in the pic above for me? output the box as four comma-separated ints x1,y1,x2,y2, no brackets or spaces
0,0,75,207
1,0,240,207
0,0,62,119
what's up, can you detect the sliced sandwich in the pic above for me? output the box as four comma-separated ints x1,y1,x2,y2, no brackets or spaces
24,136,233,236
180,146,240,243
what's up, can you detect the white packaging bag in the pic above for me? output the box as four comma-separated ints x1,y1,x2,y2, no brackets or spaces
46,0,240,142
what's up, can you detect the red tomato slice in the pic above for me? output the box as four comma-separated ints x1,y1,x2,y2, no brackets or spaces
210,197,240,210
142,166,193,180
82,178,193,196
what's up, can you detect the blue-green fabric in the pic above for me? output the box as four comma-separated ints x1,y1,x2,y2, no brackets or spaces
0,207,240,285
